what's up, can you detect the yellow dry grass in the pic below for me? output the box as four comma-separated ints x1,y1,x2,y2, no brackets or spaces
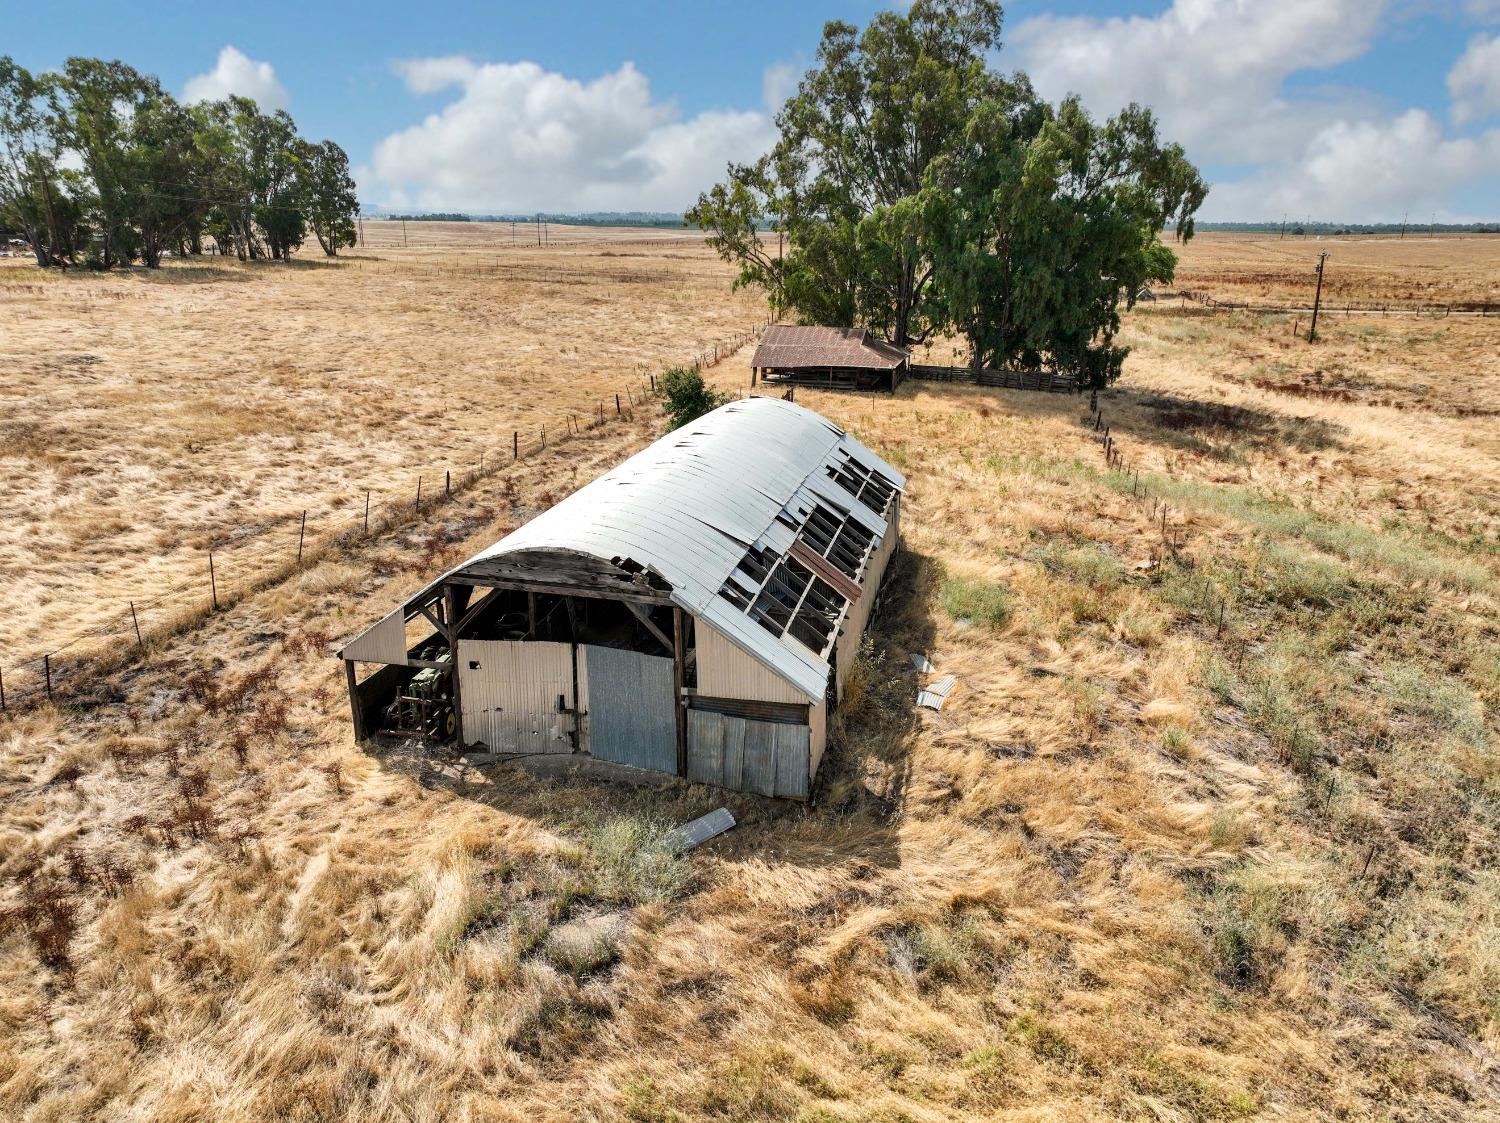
1170,230,1500,306
1,232,1499,1122
0,222,765,679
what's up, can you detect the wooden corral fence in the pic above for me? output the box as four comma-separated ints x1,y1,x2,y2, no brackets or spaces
0,316,776,715
908,363,1079,394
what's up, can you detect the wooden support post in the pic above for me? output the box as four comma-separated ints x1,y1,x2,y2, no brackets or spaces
345,658,366,741
209,551,219,611
131,601,144,651
672,607,687,776
443,584,463,746
527,592,537,640
297,510,307,563
43,654,52,700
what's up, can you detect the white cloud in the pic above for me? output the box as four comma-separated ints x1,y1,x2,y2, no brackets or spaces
1009,0,1500,220
372,57,777,213
1207,109,1500,220
182,46,288,111
1449,34,1500,124
1010,0,1388,168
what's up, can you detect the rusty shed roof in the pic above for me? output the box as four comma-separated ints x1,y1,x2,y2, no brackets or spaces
750,325,908,371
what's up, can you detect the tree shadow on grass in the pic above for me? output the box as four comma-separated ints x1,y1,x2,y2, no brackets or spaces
1100,386,1347,461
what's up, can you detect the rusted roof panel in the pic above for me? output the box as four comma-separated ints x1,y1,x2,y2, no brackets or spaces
750,325,908,371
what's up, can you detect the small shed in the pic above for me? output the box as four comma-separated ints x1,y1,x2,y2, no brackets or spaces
750,325,910,393
338,397,905,799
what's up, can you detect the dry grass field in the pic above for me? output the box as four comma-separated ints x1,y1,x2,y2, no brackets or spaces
0,221,765,691
1168,231,1500,307
1,232,1498,1122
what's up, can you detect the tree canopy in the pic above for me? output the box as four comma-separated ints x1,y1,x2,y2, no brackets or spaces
0,56,360,268
687,1,1206,388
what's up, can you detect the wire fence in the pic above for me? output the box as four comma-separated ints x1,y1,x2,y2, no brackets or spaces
1162,290,1500,317
0,317,774,715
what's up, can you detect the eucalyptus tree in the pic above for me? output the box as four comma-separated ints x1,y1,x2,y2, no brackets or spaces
690,0,1004,349
691,1,1207,389
0,57,80,266
297,138,358,256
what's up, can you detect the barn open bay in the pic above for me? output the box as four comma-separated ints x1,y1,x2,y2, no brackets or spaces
3,228,1499,1120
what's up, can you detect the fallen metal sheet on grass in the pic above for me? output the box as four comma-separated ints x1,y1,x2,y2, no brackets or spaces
909,652,935,673
917,674,959,712
667,807,737,851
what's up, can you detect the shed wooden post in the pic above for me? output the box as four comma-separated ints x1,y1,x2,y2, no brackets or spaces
345,659,365,740
443,583,464,745
672,607,687,776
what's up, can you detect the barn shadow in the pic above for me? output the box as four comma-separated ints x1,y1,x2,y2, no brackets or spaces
366,546,939,876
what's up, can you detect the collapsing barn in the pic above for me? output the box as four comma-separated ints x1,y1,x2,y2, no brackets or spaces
338,397,904,799
750,325,910,393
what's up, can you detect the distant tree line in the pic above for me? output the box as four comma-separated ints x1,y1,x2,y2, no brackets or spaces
0,56,359,268
385,212,472,222
689,1,1206,390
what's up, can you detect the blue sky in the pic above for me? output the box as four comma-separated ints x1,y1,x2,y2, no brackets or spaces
10,1,1500,220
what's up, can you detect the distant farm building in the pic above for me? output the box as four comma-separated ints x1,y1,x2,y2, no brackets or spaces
751,325,910,393
339,398,904,799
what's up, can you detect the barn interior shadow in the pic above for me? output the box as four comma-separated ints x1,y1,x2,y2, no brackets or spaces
365,545,938,876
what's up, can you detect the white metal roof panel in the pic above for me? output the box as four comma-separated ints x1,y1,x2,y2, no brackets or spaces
347,397,905,700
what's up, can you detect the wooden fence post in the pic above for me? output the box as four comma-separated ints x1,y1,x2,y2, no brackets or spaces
0,667,5,713
445,470,451,498
615,394,622,417
415,477,422,510
364,490,371,534
297,510,307,563
131,601,144,651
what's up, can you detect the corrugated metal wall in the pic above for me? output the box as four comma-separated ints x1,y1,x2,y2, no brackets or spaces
834,497,900,697
686,709,810,799
457,639,574,753
582,645,677,774
696,620,809,703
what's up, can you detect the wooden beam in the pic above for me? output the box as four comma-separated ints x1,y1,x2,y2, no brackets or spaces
443,584,464,744
624,601,673,653
344,659,366,741
416,602,445,637
443,573,673,605
673,608,688,776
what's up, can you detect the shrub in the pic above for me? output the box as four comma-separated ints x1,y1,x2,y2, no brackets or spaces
661,366,731,430
941,575,1011,629
588,816,690,905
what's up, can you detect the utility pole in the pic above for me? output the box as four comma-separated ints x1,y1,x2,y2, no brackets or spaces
1279,213,1286,240
1308,252,1328,342
358,215,364,247
1399,210,1407,239
536,213,541,246
401,218,408,247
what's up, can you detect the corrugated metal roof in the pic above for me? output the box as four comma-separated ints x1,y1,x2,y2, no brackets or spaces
346,398,904,701
750,325,909,371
